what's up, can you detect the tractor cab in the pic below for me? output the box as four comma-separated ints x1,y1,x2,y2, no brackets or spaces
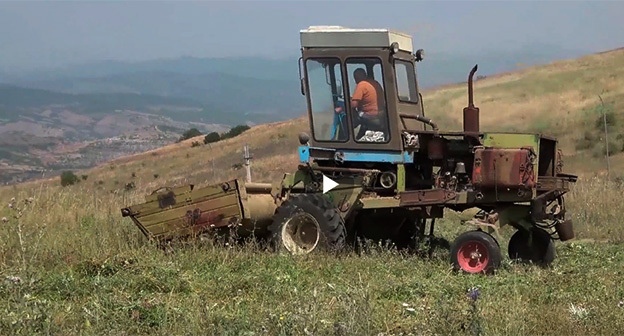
299,26,427,155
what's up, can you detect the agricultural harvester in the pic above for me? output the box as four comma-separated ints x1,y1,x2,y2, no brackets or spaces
121,27,577,273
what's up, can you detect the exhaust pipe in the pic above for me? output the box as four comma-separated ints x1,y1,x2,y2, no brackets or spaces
463,64,480,142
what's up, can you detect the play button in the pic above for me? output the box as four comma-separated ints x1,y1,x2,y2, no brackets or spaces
322,174,339,194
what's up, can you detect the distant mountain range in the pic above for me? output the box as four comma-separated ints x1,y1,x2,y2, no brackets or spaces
2,71,302,125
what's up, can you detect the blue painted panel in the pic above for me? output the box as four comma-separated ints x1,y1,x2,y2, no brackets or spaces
299,146,310,163
305,146,413,164
339,150,413,163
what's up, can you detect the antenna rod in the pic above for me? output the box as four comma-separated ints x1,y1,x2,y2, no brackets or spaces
243,144,252,183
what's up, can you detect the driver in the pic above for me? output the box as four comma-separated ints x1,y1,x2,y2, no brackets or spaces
351,68,384,139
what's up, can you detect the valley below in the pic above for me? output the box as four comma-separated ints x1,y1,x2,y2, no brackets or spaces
0,104,228,184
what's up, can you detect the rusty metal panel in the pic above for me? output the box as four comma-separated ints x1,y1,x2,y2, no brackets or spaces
536,176,571,192
144,185,193,203
399,189,456,206
126,188,192,217
359,196,401,209
126,182,235,218
427,137,446,160
538,137,557,177
138,193,240,227
146,206,241,237
125,180,244,240
473,147,535,189
481,133,540,150
189,182,235,202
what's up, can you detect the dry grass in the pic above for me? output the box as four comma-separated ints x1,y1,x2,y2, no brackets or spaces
0,177,623,335
422,48,624,173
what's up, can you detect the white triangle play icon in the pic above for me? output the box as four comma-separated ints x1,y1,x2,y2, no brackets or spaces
322,174,339,194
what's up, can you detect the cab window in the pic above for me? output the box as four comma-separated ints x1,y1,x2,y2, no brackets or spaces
395,60,419,103
345,58,389,143
305,58,348,142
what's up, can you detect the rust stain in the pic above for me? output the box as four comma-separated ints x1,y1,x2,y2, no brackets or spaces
184,208,227,229
157,191,176,208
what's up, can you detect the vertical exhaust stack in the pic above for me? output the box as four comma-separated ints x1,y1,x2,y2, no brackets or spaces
463,64,480,143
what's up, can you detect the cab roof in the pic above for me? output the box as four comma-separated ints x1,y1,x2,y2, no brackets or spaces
300,26,413,53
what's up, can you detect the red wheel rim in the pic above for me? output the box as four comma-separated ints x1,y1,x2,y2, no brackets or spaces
457,240,489,273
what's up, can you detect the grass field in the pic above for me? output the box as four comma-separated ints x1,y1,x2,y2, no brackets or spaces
1,49,624,335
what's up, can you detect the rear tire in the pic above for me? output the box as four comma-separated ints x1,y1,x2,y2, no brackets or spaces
451,230,501,274
269,194,346,254
508,227,555,265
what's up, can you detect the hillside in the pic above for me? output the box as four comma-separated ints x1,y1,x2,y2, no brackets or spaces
0,85,233,184
1,49,624,335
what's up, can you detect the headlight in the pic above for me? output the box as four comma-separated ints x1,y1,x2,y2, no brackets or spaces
391,42,399,54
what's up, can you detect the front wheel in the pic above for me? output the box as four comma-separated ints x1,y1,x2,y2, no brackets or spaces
451,230,501,274
268,194,346,255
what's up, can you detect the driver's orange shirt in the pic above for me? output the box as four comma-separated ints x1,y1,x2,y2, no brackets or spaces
351,81,379,117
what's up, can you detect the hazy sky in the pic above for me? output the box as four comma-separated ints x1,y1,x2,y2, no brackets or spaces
1,1,623,69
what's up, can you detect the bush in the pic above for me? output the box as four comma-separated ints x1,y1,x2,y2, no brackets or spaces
203,132,221,144
191,141,201,148
60,171,79,187
81,175,89,181
592,140,622,158
575,131,596,151
222,125,250,139
178,128,202,142
594,109,617,130
124,182,136,191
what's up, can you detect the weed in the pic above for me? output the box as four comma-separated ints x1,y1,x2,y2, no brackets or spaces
124,182,136,191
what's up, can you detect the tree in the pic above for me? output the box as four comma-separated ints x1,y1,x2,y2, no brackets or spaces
179,128,202,142
222,124,250,139
203,132,221,144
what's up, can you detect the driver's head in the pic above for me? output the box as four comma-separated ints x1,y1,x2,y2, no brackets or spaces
353,68,367,83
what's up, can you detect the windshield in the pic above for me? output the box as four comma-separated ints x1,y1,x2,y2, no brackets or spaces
305,58,348,142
